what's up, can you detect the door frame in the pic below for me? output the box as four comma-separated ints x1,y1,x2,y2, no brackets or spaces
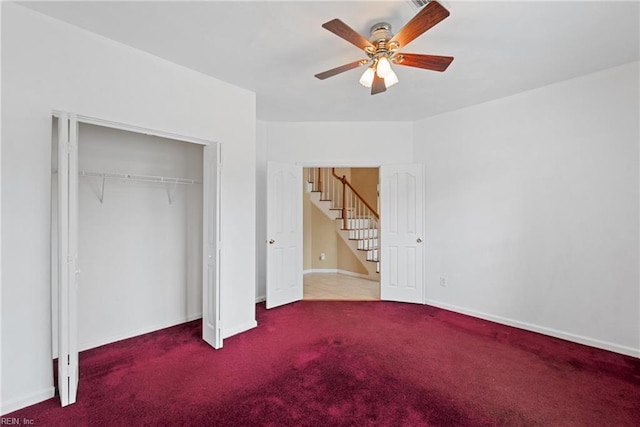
264,161,427,307
51,111,222,406
297,162,426,304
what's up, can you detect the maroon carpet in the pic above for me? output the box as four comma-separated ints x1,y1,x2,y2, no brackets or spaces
7,301,640,426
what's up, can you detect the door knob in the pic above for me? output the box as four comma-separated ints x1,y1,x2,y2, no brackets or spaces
269,239,275,244
417,238,422,243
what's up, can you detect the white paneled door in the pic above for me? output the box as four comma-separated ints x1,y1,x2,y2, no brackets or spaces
202,143,222,349
380,164,425,304
266,162,303,309
57,112,79,406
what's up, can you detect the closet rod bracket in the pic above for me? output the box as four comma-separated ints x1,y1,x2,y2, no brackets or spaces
165,179,179,205
98,174,106,204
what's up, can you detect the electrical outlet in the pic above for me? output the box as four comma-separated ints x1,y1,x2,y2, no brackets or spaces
439,277,447,287
320,252,326,261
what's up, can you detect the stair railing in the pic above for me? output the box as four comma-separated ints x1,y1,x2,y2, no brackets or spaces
330,169,379,232
306,167,379,232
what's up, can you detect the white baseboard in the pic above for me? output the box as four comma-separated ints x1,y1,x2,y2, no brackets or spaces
255,295,266,303
1,386,55,416
425,299,639,358
304,268,339,274
222,319,257,339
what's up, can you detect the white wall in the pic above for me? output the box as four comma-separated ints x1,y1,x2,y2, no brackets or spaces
266,121,413,165
1,3,256,414
259,121,413,299
73,124,203,352
415,61,639,356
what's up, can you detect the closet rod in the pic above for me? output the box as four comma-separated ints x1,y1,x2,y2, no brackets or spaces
79,170,202,185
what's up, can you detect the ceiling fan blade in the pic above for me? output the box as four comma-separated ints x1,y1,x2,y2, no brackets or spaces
388,1,450,49
315,59,368,80
393,53,453,72
322,19,375,51
371,73,387,95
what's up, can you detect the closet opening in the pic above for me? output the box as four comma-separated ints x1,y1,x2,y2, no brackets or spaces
51,114,220,406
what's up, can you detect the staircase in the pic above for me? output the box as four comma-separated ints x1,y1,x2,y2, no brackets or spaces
305,168,379,279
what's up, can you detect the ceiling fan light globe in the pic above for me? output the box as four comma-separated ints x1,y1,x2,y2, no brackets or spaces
376,56,392,78
359,67,375,88
384,69,399,87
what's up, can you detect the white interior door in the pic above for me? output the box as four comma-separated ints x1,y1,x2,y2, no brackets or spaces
380,164,424,304
57,112,79,406
202,143,222,348
266,162,302,309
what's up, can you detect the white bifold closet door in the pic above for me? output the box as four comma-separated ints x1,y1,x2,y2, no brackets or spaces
57,112,79,407
202,143,222,348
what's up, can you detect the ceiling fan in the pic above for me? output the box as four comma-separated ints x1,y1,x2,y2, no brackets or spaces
314,0,454,95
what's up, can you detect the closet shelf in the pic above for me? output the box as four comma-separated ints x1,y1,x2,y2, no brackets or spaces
80,170,202,185
78,170,202,204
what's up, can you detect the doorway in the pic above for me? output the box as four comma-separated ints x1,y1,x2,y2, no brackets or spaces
266,162,425,309
302,167,381,301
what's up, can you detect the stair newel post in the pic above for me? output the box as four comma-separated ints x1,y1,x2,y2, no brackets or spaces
341,175,347,230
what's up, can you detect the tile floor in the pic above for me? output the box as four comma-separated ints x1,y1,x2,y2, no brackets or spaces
303,273,380,301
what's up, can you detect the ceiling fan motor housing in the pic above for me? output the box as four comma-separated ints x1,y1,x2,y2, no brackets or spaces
369,22,393,45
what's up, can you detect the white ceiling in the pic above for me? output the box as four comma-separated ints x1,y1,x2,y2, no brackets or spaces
19,1,640,122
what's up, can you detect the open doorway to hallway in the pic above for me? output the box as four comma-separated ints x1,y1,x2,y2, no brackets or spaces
303,273,379,300
302,167,380,301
